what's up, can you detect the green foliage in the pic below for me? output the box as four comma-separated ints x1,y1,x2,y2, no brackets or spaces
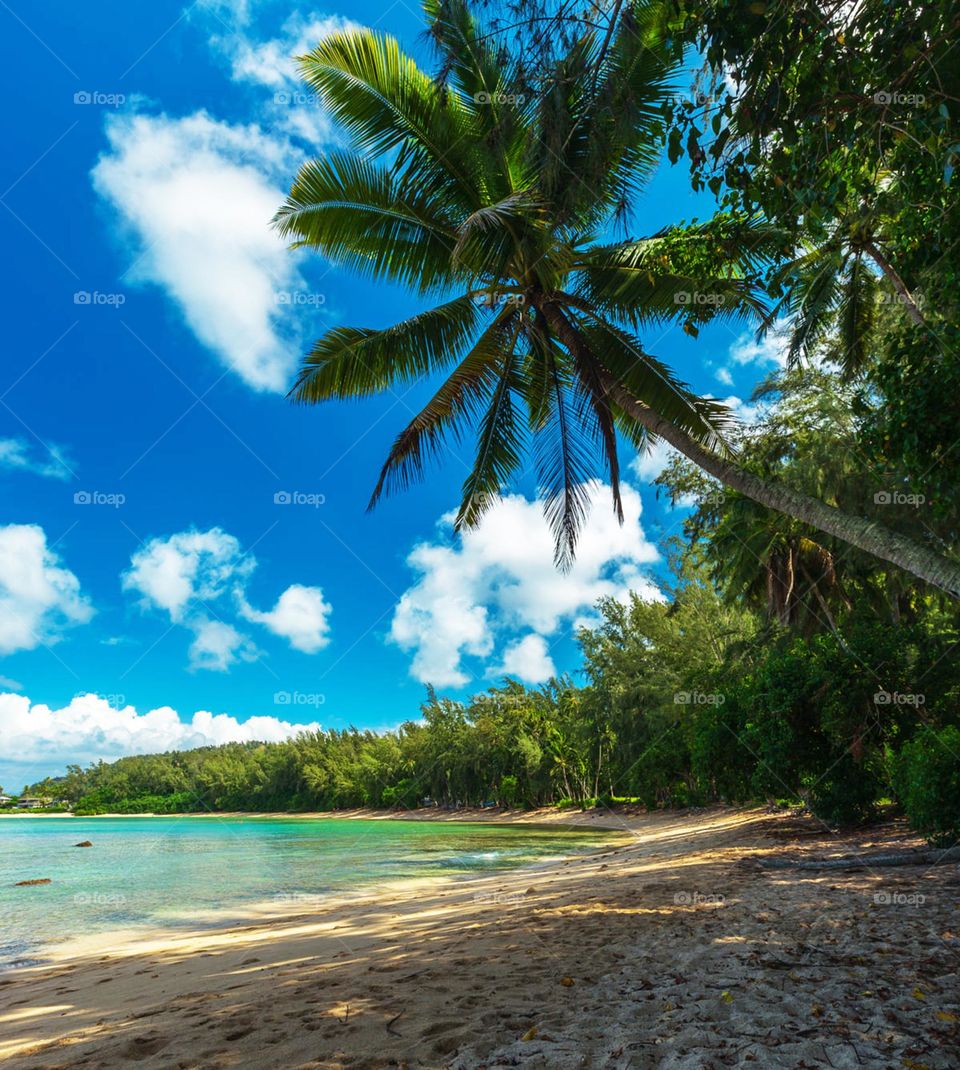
275,0,774,568
895,727,960,847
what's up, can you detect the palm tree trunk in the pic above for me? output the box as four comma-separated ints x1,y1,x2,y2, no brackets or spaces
608,378,960,598
536,299,960,598
861,240,926,328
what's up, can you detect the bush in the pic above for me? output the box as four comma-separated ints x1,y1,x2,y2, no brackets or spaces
806,755,881,826
895,726,960,846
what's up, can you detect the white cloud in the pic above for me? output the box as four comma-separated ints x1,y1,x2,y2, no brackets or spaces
0,525,92,654
0,691,320,784
496,634,556,685
217,13,358,88
727,324,790,371
0,438,73,481
721,393,766,428
92,111,308,392
123,528,252,622
631,438,677,483
712,323,791,393
122,527,331,670
203,7,361,144
390,483,660,688
188,619,258,671
239,583,332,653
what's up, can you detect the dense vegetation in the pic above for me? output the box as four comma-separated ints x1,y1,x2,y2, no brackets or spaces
20,0,960,846
26,415,960,842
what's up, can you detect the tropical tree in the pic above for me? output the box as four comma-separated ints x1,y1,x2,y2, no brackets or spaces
274,0,960,595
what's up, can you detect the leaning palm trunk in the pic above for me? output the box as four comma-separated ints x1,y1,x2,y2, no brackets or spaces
611,385,960,597
276,0,960,598
537,298,960,597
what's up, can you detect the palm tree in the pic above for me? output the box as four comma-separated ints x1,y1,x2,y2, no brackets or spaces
274,0,960,597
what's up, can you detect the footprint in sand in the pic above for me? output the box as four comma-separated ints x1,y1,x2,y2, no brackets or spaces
121,1035,169,1060
224,1027,255,1041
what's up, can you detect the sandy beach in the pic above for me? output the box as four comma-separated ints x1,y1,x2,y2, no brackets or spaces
1,806,958,1069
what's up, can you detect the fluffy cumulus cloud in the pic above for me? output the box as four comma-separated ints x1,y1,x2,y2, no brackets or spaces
239,583,332,653
123,527,331,670
0,691,319,785
0,524,92,654
390,483,660,688
0,438,74,481
204,8,362,144
726,323,791,373
92,111,308,392
496,634,556,685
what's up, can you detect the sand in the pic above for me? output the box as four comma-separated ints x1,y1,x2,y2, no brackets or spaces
1,806,958,1069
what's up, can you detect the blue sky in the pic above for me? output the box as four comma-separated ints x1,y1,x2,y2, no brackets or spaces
0,0,781,790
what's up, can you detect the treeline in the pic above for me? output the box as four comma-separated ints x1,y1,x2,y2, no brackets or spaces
29,497,960,846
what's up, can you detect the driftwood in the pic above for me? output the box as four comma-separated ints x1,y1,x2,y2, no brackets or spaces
757,849,957,870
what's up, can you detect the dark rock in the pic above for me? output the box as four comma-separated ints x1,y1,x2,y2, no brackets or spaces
75,840,93,847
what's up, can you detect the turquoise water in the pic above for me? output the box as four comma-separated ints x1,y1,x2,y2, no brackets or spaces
0,816,613,967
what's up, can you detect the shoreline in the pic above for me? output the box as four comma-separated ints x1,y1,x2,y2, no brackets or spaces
2,807,955,1069
0,803,651,830
3,815,632,972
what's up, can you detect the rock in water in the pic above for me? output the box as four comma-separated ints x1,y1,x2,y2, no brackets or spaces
75,840,93,847
15,878,52,886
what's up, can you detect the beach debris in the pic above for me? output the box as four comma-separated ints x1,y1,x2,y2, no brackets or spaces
559,975,575,987
75,840,93,847
386,1008,405,1036
720,990,734,1003
521,1026,538,1041
15,878,52,886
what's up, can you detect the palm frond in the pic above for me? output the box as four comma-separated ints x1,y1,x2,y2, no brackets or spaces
533,349,598,569
299,29,479,210
290,294,483,403
575,316,737,454
274,153,462,293
370,308,522,508
455,321,527,529
776,245,847,364
834,252,877,379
